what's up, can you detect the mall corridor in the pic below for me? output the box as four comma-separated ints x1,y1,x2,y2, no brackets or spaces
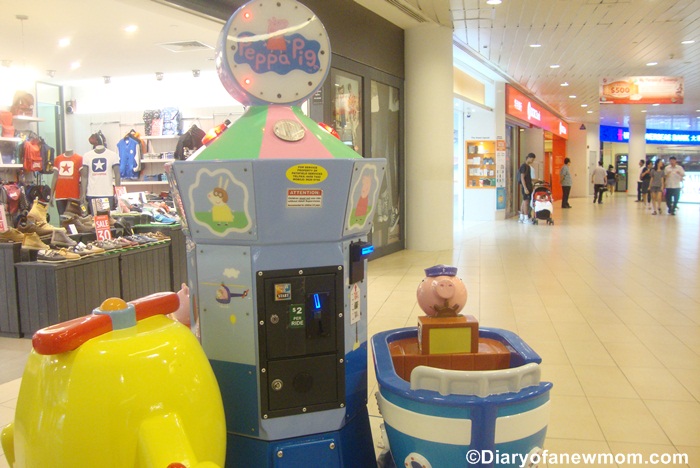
1,194,699,467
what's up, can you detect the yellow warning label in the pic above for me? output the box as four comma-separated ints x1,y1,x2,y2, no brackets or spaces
285,164,328,185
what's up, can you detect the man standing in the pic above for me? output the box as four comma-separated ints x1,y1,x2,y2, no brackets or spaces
664,156,685,215
636,159,645,202
560,157,573,208
591,161,607,204
519,153,536,223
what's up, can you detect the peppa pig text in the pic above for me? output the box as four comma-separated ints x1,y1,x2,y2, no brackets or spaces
234,32,322,75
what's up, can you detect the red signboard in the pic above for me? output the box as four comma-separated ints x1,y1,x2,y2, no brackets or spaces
506,85,569,139
94,214,112,241
600,76,683,104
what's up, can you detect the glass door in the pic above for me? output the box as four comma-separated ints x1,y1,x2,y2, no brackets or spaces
35,81,65,154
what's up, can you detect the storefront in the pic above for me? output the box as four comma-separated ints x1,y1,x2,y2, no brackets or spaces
600,125,700,203
505,85,569,210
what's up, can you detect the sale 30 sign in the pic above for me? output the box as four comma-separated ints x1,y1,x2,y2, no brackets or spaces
600,76,684,104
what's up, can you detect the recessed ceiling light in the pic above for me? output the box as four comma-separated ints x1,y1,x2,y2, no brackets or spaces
124,25,138,34
560,82,569,87
646,62,658,66
581,104,588,108
568,95,576,98
530,44,542,48
549,64,560,69
681,40,695,44
70,61,80,70
58,37,71,48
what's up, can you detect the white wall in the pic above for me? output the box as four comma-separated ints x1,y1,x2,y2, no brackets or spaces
566,124,593,198
64,70,244,154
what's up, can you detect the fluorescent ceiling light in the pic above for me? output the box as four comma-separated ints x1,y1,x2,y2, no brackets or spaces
529,44,542,48
486,0,502,4
549,64,560,69
560,82,569,87
646,62,658,66
587,111,593,114
568,95,576,98
681,40,695,44
581,104,588,108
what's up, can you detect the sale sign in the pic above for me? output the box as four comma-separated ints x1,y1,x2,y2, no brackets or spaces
600,76,684,104
94,214,112,241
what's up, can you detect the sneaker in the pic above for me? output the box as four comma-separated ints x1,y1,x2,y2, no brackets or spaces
82,242,106,254
89,240,117,251
67,244,94,257
54,248,81,261
114,237,137,248
50,229,77,248
61,216,94,234
0,228,25,243
144,231,170,241
37,249,68,263
22,232,50,250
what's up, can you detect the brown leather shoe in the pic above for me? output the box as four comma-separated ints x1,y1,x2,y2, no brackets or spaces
61,216,94,234
0,228,25,243
22,232,50,250
18,218,56,236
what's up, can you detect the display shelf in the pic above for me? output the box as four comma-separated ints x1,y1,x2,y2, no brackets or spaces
142,135,179,140
0,137,22,143
12,115,44,123
140,159,172,164
0,163,23,169
122,180,169,186
465,140,496,189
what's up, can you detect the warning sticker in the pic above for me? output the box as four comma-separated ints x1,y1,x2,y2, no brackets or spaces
287,189,323,208
286,164,328,185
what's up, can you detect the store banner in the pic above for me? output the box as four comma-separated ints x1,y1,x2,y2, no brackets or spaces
505,86,569,139
600,76,684,104
600,125,700,145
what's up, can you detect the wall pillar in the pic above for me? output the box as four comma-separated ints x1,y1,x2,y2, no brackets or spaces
405,24,453,251
628,119,647,198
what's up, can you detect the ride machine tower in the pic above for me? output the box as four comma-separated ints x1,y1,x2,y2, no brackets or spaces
168,1,384,466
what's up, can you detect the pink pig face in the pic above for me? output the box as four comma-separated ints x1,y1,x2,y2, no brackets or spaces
416,274,468,317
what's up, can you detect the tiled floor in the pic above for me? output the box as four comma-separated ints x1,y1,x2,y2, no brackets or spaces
1,193,699,467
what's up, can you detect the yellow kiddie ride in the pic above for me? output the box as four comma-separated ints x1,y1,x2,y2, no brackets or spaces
1,293,226,468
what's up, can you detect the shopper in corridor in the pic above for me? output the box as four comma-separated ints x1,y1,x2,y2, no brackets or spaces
664,156,685,215
591,161,607,204
560,157,572,208
518,153,536,223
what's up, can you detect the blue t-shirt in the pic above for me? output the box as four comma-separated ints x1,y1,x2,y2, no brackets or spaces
117,136,140,180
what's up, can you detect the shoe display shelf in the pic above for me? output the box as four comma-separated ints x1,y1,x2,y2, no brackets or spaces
0,242,22,337
133,224,187,290
12,239,172,336
15,253,121,336
118,240,171,302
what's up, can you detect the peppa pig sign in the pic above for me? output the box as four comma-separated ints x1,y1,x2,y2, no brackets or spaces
216,0,331,106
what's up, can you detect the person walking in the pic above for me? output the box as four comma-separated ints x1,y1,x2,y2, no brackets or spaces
649,159,665,215
640,160,652,209
635,159,645,202
518,153,536,223
606,165,617,196
560,157,573,208
591,161,607,204
664,156,685,215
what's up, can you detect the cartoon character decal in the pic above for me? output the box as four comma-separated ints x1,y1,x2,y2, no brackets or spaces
208,177,236,225
188,168,253,236
347,163,381,229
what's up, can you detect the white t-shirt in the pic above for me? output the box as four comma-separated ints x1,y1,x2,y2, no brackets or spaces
83,148,119,196
664,164,685,189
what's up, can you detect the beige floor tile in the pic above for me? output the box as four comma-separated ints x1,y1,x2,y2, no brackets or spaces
620,367,695,401
540,364,584,397
561,340,616,366
588,397,671,445
589,323,638,343
517,321,559,342
546,395,605,441
678,446,700,468
669,368,700,401
546,307,588,323
645,400,700,447
607,442,685,467
553,322,600,342
574,366,638,399
541,439,612,466
527,340,571,366
603,341,665,368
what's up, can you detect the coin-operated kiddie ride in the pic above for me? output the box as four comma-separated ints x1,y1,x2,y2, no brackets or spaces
1,293,227,468
166,1,385,466
372,266,552,468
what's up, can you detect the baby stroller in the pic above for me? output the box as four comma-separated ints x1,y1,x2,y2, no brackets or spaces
530,181,554,225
